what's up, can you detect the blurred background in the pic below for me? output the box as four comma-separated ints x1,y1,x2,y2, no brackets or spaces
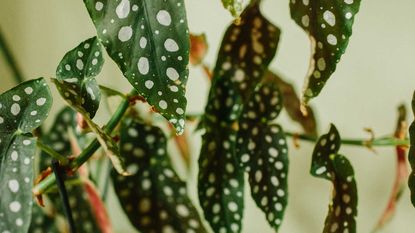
1,0,415,232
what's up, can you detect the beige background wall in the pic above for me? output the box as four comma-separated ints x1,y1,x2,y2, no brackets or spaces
1,0,415,232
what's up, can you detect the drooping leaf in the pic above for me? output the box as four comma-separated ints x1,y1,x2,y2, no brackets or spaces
52,78,127,175
37,107,109,233
83,0,190,134
213,2,280,103
199,79,244,233
112,118,207,233
290,0,361,104
266,71,317,136
221,0,246,18
236,80,288,231
311,125,357,233
0,78,52,233
56,37,104,118
374,105,408,232
408,92,415,207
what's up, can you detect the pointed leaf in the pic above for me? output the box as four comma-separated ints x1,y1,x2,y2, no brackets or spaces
213,2,280,102
0,78,52,233
112,119,207,233
266,71,317,135
83,0,190,134
290,0,361,103
311,125,357,233
55,37,103,118
236,81,288,231
199,79,244,233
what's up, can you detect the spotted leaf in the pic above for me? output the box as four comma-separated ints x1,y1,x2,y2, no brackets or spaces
53,78,127,175
0,78,52,233
199,79,244,233
311,125,357,233
408,92,415,207
83,0,190,134
266,71,317,135
290,0,361,104
112,119,207,233
55,37,103,118
236,81,288,231
213,2,280,103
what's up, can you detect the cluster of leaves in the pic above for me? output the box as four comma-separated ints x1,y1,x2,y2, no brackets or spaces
1,0,414,233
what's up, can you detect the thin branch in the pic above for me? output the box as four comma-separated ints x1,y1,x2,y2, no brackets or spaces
0,27,24,84
51,160,77,233
37,140,70,165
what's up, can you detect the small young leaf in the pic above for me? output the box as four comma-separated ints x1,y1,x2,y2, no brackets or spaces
290,0,361,104
112,119,207,233
0,78,52,233
83,0,190,134
55,37,104,118
213,2,280,102
266,71,318,136
311,125,357,233
236,81,289,231
199,79,244,233
221,0,246,18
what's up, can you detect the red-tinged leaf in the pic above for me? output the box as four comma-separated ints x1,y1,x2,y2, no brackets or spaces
374,105,409,231
84,180,112,233
190,33,208,66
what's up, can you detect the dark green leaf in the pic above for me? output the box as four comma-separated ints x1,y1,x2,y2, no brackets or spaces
112,118,206,233
55,37,103,118
408,92,415,207
52,80,127,175
213,2,280,102
311,125,357,233
236,81,288,231
266,71,318,136
83,0,190,134
199,79,244,233
290,0,361,104
0,78,52,233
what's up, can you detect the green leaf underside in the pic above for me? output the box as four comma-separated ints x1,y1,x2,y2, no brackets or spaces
199,79,244,233
221,0,245,17
290,0,361,103
112,119,206,233
311,125,357,233
56,37,104,118
236,81,288,231
408,92,415,207
53,78,127,175
212,2,280,103
37,107,103,233
0,78,52,233
83,0,190,135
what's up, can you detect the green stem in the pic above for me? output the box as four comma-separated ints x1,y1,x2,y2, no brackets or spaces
285,132,409,147
33,89,136,195
0,27,24,84
36,140,69,165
